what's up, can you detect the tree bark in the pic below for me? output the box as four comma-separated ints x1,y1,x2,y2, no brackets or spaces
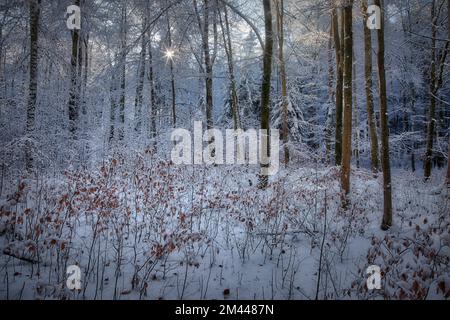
325,18,334,163
258,0,274,189
26,0,41,175
109,71,117,144
424,0,438,180
134,20,147,135
375,0,393,230
118,1,127,141
203,0,213,129
340,0,353,201
166,7,177,127
68,0,81,139
147,28,157,149
352,49,360,168
447,0,450,185
82,33,89,117
219,4,241,130
276,0,289,166
361,0,380,173
332,5,343,166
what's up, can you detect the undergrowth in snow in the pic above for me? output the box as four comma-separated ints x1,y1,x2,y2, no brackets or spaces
0,152,448,300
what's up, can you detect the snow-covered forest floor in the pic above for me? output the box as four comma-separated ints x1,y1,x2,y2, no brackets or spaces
0,153,448,300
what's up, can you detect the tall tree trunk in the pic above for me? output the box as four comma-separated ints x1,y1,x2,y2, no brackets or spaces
332,5,343,166
325,19,334,163
352,49,360,168
258,0,274,189
193,0,214,129
375,0,393,230
203,0,213,129
134,20,147,135
340,0,353,202
26,0,41,175
166,8,176,127
219,4,240,130
147,29,157,149
424,0,438,180
276,0,289,166
109,71,117,144
82,33,89,117
0,23,4,102
361,0,380,173
68,0,81,139
447,0,450,185
118,1,127,141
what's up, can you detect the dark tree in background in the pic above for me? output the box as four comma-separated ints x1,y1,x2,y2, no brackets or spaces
258,0,274,189
340,0,353,201
25,0,41,175
375,0,393,230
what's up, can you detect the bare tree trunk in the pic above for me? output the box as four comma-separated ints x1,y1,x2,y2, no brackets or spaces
193,0,214,129
424,0,438,180
219,3,240,129
82,33,89,117
26,1,39,168
203,0,213,129
109,71,117,144
26,0,41,175
447,0,450,185
375,0,393,230
361,0,379,173
332,5,343,166
325,19,334,163
134,20,147,135
276,0,289,166
352,49,360,168
68,0,81,139
147,28,157,149
340,0,353,202
166,8,176,127
258,0,274,189
423,0,449,180
0,23,4,102
118,1,127,141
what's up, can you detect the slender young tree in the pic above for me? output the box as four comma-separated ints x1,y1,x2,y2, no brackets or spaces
424,0,438,180
0,23,3,101
147,27,157,149
332,4,343,166
81,33,89,118
340,0,353,201
258,0,274,189
352,49,360,168
193,0,214,129
424,0,449,179
118,1,127,141
325,21,334,163
218,3,241,130
361,0,379,173
68,0,81,139
134,19,147,135
25,0,41,175
109,70,117,144
275,0,290,166
166,6,177,127
375,0,393,230
447,0,450,185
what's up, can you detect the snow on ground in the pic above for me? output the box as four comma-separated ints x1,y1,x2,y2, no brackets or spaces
0,156,448,300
